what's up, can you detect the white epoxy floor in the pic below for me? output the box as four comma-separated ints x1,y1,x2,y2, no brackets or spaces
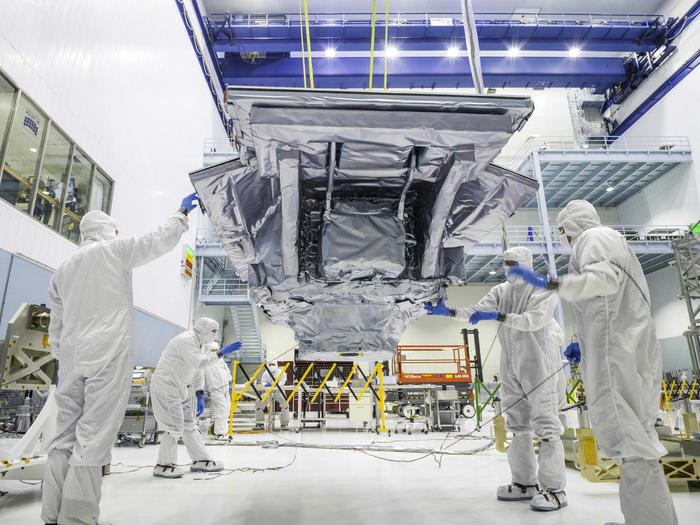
1,430,697,525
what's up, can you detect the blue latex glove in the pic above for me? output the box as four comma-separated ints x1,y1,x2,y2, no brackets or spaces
468,311,503,325
196,391,205,417
228,382,232,395
264,383,272,388
220,341,242,356
423,298,452,316
507,266,550,289
565,342,581,365
180,191,199,213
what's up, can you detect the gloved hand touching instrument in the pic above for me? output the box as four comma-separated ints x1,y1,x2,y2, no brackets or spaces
196,390,205,417
564,341,581,365
216,341,242,358
180,192,199,214
423,298,454,317
468,311,506,325
507,266,559,290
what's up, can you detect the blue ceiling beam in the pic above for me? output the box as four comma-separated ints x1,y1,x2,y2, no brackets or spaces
215,38,649,54
220,55,625,91
207,14,664,53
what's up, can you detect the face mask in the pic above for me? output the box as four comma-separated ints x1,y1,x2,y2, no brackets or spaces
504,262,518,282
197,330,218,345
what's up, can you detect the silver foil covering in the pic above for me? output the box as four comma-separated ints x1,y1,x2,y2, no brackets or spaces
190,87,537,361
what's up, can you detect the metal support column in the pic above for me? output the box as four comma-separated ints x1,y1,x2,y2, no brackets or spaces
460,0,485,94
531,151,566,334
672,233,700,374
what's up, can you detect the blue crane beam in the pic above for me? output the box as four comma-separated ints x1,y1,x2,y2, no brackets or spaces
207,13,665,53
220,55,625,91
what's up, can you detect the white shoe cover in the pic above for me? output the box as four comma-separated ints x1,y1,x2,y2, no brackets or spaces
153,464,184,478
530,490,567,511
190,460,224,472
496,483,539,501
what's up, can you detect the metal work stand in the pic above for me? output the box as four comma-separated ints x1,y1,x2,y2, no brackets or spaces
462,328,500,429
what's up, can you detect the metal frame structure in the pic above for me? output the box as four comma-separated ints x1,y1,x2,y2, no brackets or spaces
672,233,700,374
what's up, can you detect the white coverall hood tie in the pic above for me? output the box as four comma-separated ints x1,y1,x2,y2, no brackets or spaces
79,210,119,246
556,200,601,246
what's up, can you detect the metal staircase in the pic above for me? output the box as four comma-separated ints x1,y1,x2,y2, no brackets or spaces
229,305,264,363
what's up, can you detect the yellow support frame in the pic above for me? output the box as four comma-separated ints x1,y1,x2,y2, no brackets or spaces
334,363,358,402
286,363,314,404
357,363,381,401
261,363,291,403
228,360,239,437
311,363,337,403
377,363,387,433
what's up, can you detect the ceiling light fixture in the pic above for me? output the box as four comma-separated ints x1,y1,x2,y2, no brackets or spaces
568,46,581,58
606,186,615,192
324,47,336,58
29,147,37,153
489,270,497,275
446,46,460,58
506,46,521,58
385,45,399,59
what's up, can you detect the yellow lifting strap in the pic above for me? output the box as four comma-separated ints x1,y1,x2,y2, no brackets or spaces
298,0,307,88
383,0,389,90
311,363,337,403
303,0,314,88
334,363,358,402
286,362,314,404
368,0,377,89
358,363,382,401
261,363,291,403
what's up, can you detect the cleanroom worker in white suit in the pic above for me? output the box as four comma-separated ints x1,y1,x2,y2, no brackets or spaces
150,320,241,478
203,345,234,438
425,246,567,512
42,192,197,525
509,199,678,525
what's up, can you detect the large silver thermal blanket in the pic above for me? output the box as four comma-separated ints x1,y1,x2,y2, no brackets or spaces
191,88,537,361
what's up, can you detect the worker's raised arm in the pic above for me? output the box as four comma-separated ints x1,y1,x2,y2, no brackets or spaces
558,233,624,302
453,285,502,322
113,193,197,269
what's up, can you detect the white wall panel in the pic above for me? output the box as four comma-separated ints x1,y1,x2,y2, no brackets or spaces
0,0,228,328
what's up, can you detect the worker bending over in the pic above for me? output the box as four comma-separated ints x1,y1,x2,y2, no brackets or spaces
203,346,234,439
150,318,241,478
42,193,196,525
509,199,678,525
425,246,567,512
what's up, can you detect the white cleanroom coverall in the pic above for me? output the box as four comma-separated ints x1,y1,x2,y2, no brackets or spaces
454,247,565,495
556,200,677,525
204,357,233,436
256,363,290,428
151,319,221,467
42,210,188,525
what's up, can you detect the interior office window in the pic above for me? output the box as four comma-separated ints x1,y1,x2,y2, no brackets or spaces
0,94,47,211
89,168,111,213
0,73,17,158
33,123,71,229
60,148,92,242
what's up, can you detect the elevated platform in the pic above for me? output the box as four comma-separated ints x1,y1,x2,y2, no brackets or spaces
498,136,692,208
